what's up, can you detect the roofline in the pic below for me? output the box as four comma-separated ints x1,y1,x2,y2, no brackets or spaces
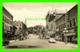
55,4,77,22
3,6,13,18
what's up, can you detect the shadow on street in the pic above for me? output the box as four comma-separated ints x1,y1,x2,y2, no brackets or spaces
6,45,41,49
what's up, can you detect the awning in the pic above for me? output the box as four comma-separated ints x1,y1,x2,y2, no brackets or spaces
66,32,76,36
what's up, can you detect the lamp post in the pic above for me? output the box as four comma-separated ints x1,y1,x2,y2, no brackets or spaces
63,28,68,44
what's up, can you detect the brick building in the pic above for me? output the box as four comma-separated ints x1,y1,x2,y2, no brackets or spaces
3,7,13,32
3,7,13,40
55,5,77,43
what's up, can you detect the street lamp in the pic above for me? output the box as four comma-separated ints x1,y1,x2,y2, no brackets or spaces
63,28,68,44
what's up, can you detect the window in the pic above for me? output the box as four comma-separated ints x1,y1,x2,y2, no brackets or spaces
73,18,76,26
4,16,9,24
70,20,72,27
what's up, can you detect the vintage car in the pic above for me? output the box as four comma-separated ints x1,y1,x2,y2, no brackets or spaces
48,38,56,43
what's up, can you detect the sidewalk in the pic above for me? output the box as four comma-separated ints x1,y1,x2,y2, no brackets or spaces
9,39,19,43
56,41,77,48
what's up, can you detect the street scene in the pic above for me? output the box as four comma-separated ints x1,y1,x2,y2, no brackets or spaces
3,34,77,49
3,3,77,49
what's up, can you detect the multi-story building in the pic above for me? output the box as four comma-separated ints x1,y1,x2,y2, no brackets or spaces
55,5,77,43
46,11,56,32
13,21,27,39
56,14,67,41
3,7,13,32
3,7,13,40
46,10,65,37
67,5,77,43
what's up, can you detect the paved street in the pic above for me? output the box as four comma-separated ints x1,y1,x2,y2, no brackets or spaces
3,34,77,49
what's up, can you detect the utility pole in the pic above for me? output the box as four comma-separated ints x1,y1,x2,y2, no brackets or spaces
64,10,68,44
25,18,27,31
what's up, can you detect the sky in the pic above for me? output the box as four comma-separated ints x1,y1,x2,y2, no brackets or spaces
3,3,77,27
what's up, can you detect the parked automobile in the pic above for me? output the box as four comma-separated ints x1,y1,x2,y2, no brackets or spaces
48,38,56,43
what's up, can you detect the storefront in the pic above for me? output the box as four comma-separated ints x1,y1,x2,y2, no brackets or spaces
67,32,77,43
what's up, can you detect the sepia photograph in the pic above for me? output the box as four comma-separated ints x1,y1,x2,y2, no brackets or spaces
2,3,77,49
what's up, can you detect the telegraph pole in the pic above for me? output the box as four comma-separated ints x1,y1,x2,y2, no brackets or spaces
64,10,68,44
25,18,27,28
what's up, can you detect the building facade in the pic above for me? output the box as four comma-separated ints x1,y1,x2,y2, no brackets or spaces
46,11,57,33
3,7,13,32
67,5,77,43
46,10,65,38
13,21,27,40
55,5,77,43
56,14,67,41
